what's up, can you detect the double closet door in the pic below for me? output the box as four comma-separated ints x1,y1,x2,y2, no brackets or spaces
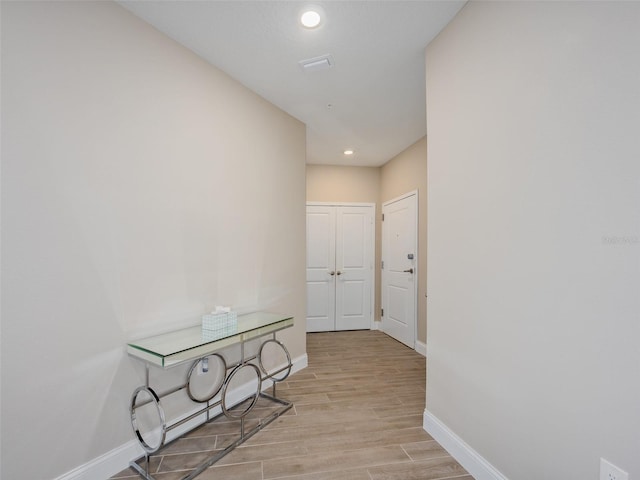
306,204,374,332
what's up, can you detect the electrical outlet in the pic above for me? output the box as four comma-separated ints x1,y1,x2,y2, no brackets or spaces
600,458,629,480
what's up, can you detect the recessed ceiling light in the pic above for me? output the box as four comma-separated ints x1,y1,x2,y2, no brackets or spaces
301,10,321,28
344,149,354,156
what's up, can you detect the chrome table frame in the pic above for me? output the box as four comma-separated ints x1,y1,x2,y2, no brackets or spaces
127,312,294,480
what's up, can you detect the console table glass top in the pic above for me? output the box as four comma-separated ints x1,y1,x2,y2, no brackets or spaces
127,311,294,368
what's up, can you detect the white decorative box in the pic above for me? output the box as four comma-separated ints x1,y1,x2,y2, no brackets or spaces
202,323,237,341
202,310,238,338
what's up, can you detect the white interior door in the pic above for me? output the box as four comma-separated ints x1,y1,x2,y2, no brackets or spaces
335,206,373,331
306,204,373,332
382,192,417,347
306,206,336,332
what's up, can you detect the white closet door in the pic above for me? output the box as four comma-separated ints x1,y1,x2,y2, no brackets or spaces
306,205,336,332
306,204,373,332
335,206,372,331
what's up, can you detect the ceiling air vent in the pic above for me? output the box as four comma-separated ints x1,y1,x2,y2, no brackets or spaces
298,54,334,73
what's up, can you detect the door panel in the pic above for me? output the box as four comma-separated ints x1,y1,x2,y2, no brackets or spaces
307,282,331,317
340,211,365,267
339,279,365,324
382,194,417,347
386,282,408,327
306,206,336,332
335,207,372,331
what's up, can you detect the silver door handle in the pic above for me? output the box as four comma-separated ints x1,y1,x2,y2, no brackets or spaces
403,268,414,274
329,271,335,276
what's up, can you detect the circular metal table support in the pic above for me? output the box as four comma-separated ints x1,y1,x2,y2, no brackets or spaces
220,362,262,419
130,386,167,454
257,338,292,382
186,353,227,403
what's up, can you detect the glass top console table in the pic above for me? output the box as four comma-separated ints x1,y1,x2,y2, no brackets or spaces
127,311,295,480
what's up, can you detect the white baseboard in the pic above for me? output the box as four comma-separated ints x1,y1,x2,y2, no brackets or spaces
54,441,143,480
414,340,427,357
423,409,508,480
55,353,308,480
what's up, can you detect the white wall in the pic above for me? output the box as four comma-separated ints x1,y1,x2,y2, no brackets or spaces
1,2,306,479
425,2,640,479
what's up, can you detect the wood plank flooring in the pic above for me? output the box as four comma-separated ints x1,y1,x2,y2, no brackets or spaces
112,330,473,480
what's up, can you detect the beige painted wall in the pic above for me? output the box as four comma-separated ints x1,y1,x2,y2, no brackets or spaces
425,2,640,479
306,165,381,204
1,2,306,478
381,137,428,344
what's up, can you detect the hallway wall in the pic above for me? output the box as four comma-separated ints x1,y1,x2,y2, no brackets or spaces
425,2,640,478
1,2,306,478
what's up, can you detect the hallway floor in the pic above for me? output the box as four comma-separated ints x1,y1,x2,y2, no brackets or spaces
112,330,472,480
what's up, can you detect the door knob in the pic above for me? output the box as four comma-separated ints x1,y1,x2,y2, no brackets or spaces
403,268,414,274
329,271,335,276
336,271,342,276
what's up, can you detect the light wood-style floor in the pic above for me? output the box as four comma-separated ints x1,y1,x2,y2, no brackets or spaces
112,330,473,480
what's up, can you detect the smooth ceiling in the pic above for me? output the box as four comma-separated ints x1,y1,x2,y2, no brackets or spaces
120,1,466,167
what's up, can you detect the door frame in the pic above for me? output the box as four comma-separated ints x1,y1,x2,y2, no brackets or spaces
306,202,376,330
381,190,418,348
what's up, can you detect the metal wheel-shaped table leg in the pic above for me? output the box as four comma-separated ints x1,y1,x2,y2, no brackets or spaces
257,338,292,382
221,363,262,419
130,386,166,454
186,353,227,403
